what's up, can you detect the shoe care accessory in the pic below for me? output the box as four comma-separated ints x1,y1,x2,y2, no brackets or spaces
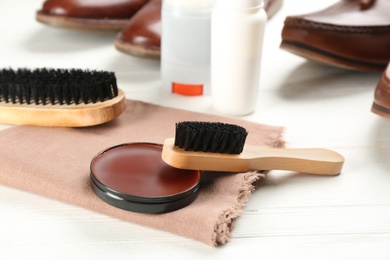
0,68,126,127
0,100,284,246
114,0,283,60
90,142,200,214
161,0,215,96
211,0,267,115
162,121,345,175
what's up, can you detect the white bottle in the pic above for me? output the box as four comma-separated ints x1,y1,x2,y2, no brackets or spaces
161,0,215,96
211,0,267,115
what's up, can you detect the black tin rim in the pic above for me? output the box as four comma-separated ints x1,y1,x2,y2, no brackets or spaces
90,176,199,214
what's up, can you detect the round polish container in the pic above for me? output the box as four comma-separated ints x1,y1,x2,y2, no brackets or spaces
90,143,200,214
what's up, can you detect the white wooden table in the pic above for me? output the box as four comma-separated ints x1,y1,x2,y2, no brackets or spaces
1,0,389,259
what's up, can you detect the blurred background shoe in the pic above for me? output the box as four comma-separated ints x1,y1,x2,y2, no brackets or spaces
372,62,390,118
280,0,390,72
114,0,284,59
36,0,150,31
115,0,161,59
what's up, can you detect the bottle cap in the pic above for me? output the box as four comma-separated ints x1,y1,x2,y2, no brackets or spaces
215,0,264,12
164,0,216,10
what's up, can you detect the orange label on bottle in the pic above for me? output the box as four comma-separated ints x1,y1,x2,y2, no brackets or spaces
172,82,203,96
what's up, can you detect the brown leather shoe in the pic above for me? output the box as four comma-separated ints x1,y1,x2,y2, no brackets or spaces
280,0,390,72
372,62,390,118
36,0,150,31
115,0,161,59
115,0,283,59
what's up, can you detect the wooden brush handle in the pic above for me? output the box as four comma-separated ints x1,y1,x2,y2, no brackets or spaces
0,89,126,127
243,145,344,175
162,138,345,175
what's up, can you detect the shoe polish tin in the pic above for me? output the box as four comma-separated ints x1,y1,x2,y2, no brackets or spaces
90,143,200,214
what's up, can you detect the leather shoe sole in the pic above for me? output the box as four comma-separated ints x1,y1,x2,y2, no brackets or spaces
115,36,160,59
36,11,128,31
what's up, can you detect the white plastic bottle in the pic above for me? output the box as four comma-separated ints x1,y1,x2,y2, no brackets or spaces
211,0,267,115
161,0,215,96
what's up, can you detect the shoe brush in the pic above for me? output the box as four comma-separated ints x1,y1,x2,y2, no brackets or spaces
162,121,345,175
0,68,126,127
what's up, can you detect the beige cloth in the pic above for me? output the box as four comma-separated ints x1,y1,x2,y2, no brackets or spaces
0,100,284,246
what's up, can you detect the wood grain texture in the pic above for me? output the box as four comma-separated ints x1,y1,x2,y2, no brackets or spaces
0,89,126,127
162,137,344,175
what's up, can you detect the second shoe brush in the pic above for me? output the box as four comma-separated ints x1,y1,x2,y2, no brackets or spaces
0,68,126,127
162,121,345,175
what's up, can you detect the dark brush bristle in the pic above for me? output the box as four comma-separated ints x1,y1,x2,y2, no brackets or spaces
174,121,249,154
0,68,118,105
